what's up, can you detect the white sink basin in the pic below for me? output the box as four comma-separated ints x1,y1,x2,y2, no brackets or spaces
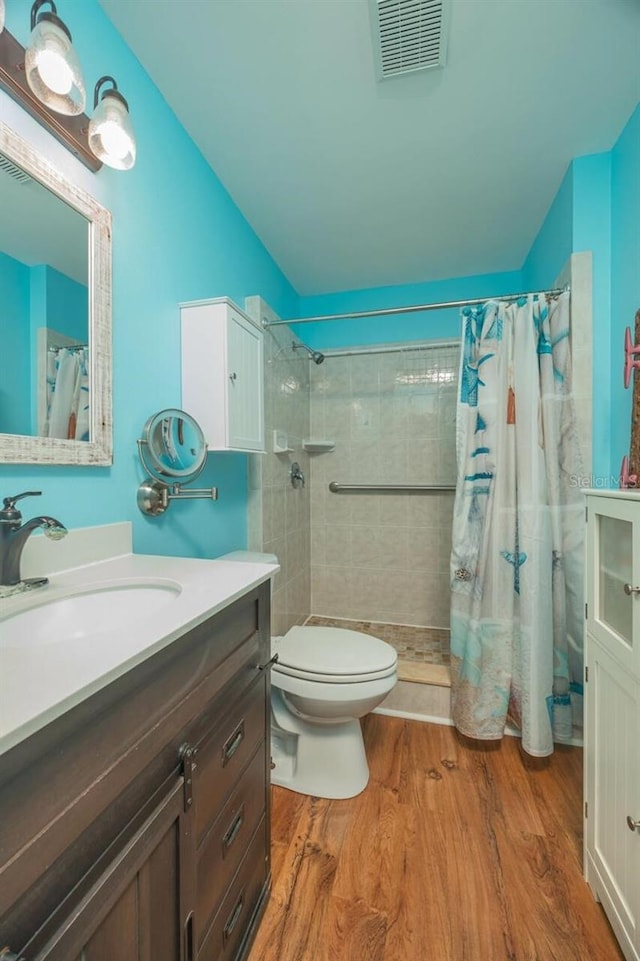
0,580,182,649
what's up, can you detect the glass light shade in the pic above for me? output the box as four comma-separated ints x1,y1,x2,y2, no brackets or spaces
25,16,86,115
89,91,136,170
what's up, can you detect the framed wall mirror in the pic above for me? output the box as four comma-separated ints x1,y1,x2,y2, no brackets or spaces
0,121,112,465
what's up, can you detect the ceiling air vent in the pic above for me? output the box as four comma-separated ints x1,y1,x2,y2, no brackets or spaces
369,0,450,80
0,153,33,185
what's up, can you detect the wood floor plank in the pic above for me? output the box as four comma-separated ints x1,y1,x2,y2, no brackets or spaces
248,716,624,961
252,825,337,961
326,896,387,961
427,735,518,960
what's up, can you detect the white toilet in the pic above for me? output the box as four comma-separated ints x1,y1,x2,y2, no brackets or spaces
219,551,398,799
271,625,397,798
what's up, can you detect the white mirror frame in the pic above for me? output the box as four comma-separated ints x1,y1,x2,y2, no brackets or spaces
0,121,112,465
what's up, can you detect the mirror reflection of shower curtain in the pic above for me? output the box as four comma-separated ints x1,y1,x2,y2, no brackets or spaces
44,347,90,441
450,291,584,757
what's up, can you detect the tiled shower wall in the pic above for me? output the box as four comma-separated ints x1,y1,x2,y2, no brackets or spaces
309,344,459,628
245,297,311,636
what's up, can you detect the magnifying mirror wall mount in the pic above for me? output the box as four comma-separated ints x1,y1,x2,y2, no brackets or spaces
136,472,218,518
136,409,218,518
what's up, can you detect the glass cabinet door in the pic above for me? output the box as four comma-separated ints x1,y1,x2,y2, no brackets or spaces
588,494,640,674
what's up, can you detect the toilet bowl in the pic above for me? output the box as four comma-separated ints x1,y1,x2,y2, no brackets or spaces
271,625,397,799
218,551,398,799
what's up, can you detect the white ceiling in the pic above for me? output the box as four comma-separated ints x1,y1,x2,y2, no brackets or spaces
100,0,640,296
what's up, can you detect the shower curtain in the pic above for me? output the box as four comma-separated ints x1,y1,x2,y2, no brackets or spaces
44,347,90,441
450,291,584,756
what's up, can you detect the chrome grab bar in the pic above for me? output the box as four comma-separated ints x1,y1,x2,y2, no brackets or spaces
328,482,455,493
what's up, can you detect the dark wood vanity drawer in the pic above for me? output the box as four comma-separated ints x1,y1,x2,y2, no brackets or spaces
197,741,267,936
198,816,268,961
194,675,267,842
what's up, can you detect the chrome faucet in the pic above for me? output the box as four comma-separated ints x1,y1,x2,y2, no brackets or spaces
0,491,67,590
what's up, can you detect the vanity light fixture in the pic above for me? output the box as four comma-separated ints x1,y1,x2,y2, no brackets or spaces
88,75,136,170
0,5,136,172
25,0,86,116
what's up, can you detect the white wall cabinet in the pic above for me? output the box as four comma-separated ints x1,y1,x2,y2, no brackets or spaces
585,491,640,961
181,297,264,452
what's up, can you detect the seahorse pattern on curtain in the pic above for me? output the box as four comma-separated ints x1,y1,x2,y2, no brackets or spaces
449,292,584,756
44,347,90,441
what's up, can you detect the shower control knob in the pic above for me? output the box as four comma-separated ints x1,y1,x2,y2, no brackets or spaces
290,462,305,488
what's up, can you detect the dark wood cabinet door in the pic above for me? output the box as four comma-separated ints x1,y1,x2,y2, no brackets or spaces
23,776,195,961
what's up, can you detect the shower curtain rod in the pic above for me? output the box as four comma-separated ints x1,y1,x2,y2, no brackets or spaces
262,286,568,328
324,338,459,359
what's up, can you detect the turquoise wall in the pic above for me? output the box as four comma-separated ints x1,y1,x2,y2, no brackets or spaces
522,165,573,292
1,0,298,559
610,105,640,474
35,266,88,344
296,269,525,350
0,251,30,435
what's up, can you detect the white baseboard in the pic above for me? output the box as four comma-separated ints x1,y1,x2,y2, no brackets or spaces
373,708,584,748
373,706,454,726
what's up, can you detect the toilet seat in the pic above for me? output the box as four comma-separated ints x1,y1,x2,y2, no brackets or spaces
273,625,397,684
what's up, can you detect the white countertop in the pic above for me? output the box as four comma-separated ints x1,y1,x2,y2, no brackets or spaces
0,553,277,757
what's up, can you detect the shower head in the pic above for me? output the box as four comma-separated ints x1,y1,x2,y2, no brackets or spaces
292,341,325,365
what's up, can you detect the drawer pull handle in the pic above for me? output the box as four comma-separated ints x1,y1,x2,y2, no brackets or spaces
184,911,194,961
259,652,279,671
223,893,244,942
222,806,244,852
222,721,245,764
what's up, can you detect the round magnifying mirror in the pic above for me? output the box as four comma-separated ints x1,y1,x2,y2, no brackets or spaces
139,408,207,483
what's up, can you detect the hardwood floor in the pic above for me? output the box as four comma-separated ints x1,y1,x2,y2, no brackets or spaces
248,714,624,961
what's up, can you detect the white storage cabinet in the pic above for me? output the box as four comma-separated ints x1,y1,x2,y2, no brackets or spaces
181,297,264,452
584,491,640,961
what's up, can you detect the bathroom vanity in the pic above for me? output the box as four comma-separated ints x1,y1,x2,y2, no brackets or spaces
0,552,275,961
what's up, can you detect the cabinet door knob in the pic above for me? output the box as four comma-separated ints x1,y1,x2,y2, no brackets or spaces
627,815,640,832
623,583,640,595
229,371,237,381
